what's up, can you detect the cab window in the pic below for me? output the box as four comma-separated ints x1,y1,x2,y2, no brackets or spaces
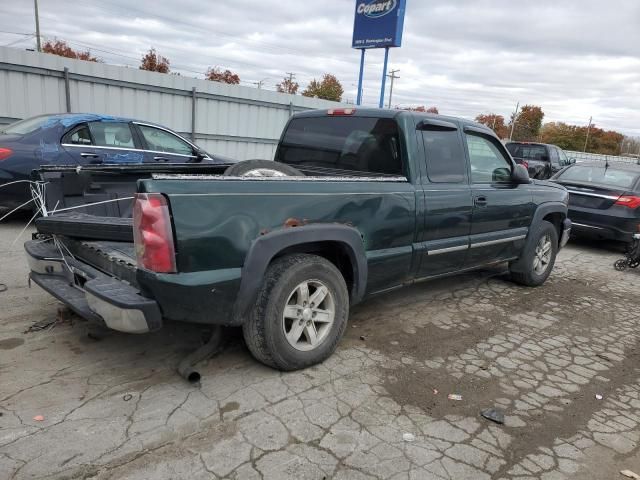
466,134,512,183
421,129,465,183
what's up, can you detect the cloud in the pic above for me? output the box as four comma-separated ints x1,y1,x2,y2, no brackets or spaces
1,0,638,135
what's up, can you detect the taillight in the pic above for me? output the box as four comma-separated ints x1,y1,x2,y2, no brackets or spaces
133,193,176,273
0,148,13,161
521,161,529,170
615,195,640,209
327,108,355,115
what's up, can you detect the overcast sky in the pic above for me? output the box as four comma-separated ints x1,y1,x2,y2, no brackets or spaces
1,0,639,136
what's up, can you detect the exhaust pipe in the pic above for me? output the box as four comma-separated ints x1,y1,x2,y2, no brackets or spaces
177,326,222,383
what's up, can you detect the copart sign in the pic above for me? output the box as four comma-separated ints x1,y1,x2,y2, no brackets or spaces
352,0,406,49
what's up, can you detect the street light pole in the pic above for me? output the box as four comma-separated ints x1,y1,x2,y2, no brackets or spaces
509,101,519,141
386,69,400,109
34,0,41,52
583,116,593,152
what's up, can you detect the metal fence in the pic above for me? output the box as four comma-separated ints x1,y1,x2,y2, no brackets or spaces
565,150,640,165
0,46,343,160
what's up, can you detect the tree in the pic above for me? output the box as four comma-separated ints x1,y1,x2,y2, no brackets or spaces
205,67,240,84
42,40,100,62
302,74,344,102
509,105,544,141
139,48,170,73
276,76,299,95
540,122,625,155
475,113,509,139
425,106,439,114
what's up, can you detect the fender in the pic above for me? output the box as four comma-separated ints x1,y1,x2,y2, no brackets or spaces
510,201,567,273
233,223,368,322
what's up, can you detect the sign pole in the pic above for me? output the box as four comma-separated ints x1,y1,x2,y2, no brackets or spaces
356,49,366,106
378,46,390,108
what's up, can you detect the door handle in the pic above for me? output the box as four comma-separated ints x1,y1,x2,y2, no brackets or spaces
80,152,100,158
154,156,170,162
474,196,488,207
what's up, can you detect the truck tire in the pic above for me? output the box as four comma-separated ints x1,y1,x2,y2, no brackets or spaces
243,253,349,371
223,159,304,177
510,220,558,287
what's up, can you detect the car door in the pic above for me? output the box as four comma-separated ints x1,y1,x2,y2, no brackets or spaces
86,121,144,164
464,127,533,266
416,118,473,277
134,123,199,163
60,123,104,165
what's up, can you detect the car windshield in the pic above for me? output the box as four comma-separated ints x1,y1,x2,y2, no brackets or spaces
0,115,55,135
506,143,547,161
556,165,639,189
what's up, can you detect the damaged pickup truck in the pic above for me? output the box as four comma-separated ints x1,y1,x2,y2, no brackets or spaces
25,108,571,371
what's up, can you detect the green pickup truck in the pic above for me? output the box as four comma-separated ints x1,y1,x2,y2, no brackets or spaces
25,108,571,371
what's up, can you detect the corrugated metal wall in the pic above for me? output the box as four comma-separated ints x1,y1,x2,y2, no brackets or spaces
0,47,344,160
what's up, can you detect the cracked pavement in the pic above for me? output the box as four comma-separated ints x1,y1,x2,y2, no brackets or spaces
2,218,640,479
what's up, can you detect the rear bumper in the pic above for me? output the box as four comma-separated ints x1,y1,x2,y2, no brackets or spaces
25,239,162,333
570,222,636,243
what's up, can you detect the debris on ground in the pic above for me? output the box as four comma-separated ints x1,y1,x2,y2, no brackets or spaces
596,353,612,362
595,394,603,400
447,394,463,401
480,407,505,424
23,318,57,334
33,415,44,421
0,283,7,293
433,389,438,395
122,394,133,402
359,335,366,341
402,433,415,442
621,470,640,479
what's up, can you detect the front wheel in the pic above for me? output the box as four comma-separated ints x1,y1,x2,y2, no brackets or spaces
510,220,558,287
242,254,349,370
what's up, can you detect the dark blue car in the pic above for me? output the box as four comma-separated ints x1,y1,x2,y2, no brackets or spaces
0,113,227,209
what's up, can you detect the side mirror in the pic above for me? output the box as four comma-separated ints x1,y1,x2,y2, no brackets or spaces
569,157,576,164
511,164,530,184
492,167,511,182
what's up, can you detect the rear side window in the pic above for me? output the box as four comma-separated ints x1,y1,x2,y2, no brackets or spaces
88,122,135,148
556,166,639,189
62,124,92,145
138,125,193,156
506,143,548,161
421,129,465,183
276,117,403,176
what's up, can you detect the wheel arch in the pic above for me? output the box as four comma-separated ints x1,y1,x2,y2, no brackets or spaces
233,224,368,322
510,202,566,273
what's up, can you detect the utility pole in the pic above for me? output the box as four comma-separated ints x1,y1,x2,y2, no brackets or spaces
34,0,41,52
509,101,520,141
583,116,593,152
386,69,400,109
253,78,268,89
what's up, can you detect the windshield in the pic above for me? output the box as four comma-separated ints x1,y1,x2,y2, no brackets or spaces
1,115,55,135
556,165,639,190
506,143,548,161
275,116,403,176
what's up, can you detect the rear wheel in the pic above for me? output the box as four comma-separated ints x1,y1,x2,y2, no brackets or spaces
510,220,558,286
223,159,304,177
242,254,349,370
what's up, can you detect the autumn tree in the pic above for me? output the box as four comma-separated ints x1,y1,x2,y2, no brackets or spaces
205,67,240,84
139,48,170,73
276,76,299,95
509,105,544,141
302,74,344,102
540,122,625,155
42,40,100,62
400,106,438,113
475,113,509,139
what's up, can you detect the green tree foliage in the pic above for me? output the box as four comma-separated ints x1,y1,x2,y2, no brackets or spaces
302,74,344,102
475,113,509,139
139,48,170,73
42,40,100,62
509,105,544,141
